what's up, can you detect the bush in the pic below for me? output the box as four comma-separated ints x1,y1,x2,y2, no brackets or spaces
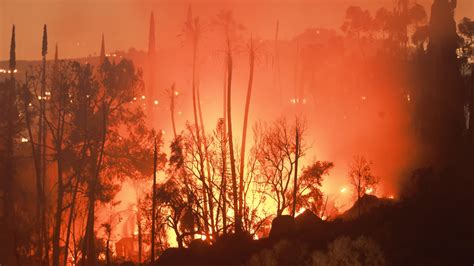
309,236,385,266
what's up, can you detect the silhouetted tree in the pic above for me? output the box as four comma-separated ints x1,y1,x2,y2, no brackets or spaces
425,0,464,165
295,161,334,216
348,155,379,216
341,6,373,38
79,59,144,265
213,9,246,233
255,117,307,216
39,24,49,265
0,25,20,265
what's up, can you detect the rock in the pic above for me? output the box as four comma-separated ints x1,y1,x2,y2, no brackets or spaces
269,215,295,239
189,239,210,257
295,209,323,231
153,248,190,266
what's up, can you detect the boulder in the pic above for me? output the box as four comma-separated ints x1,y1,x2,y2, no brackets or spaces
153,247,190,266
269,215,295,239
295,209,323,231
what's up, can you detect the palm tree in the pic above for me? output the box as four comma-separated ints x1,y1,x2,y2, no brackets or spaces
239,37,256,221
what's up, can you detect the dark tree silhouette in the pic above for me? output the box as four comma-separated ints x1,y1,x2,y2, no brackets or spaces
348,155,379,216
425,0,465,165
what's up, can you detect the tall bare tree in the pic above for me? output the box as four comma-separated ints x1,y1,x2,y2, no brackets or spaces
239,37,256,221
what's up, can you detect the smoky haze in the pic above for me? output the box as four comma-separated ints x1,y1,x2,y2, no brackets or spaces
1,0,472,210
1,0,473,60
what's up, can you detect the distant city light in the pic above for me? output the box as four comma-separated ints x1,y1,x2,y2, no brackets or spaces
154,100,159,105
174,91,179,96
290,98,307,104
178,111,182,115
340,187,347,193
21,137,29,143
406,94,411,102
0,69,18,74
365,187,373,194
141,95,146,100
361,96,367,100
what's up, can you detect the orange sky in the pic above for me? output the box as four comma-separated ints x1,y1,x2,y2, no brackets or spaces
1,0,473,60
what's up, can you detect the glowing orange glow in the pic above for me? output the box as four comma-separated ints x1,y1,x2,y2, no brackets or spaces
295,208,306,217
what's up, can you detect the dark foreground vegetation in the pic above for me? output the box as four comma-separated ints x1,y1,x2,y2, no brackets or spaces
153,175,473,266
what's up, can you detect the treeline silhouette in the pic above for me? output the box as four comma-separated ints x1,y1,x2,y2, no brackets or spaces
1,0,473,265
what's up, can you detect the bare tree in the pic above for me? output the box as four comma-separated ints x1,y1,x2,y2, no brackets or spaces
255,117,307,216
348,155,379,216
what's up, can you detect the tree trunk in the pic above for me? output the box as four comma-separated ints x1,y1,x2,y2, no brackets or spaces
221,66,228,234
196,82,216,236
84,188,96,265
151,136,158,261
239,38,255,221
52,146,64,266
105,236,110,266
190,30,210,236
170,83,177,139
3,71,18,265
22,76,42,265
63,114,88,266
53,76,66,266
292,122,299,217
137,211,142,264
84,103,107,266
226,41,242,233
63,178,80,266
40,53,49,266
